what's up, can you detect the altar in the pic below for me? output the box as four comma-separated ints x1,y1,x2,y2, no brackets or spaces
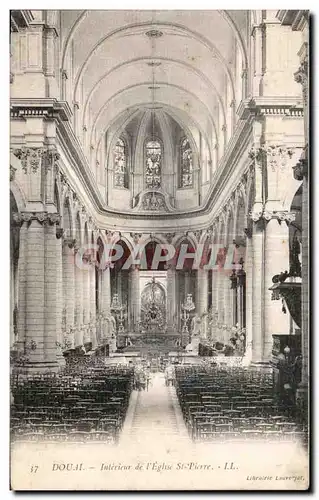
140,275,167,334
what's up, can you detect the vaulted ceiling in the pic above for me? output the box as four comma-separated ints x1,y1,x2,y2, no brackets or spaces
60,10,249,157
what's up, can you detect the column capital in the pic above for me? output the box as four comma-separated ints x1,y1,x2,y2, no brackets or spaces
12,211,61,226
12,146,60,174
263,210,296,224
249,145,294,172
249,209,295,225
13,147,43,174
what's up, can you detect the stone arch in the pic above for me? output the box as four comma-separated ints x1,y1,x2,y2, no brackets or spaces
111,234,134,255
111,238,132,271
173,233,198,252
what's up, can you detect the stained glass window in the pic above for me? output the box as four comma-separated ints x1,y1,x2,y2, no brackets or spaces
145,140,162,189
114,138,128,188
180,137,193,188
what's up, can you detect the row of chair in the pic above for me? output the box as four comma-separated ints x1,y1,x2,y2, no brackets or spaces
11,361,134,444
175,365,307,445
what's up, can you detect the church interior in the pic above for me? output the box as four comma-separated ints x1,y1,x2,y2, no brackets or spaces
10,9,309,457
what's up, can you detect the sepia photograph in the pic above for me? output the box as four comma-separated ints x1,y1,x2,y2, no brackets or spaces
9,8,310,491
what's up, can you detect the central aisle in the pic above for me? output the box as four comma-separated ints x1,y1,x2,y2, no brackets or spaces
121,372,189,450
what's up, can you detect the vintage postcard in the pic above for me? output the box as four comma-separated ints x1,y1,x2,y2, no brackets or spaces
10,9,309,491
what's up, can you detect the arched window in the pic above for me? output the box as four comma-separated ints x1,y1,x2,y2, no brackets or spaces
180,137,193,188
145,139,162,189
113,138,128,188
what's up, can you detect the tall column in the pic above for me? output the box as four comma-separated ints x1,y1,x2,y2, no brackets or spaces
175,271,181,331
294,37,309,410
223,271,232,342
74,244,84,348
216,267,224,325
129,265,140,331
263,217,290,361
15,219,27,351
167,264,176,329
55,228,65,366
62,239,75,349
230,271,238,326
20,214,61,370
117,272,122,302
243,234,253,364
251,15,265,97
44,219,61,366
196,268,208,316
209,268,218,340
10,256,15,347
196,267,208,339
25,217,45,366
298,163,309,407
101,266,111,317
82,259,91,345
89,261,97,349
251,220,265,363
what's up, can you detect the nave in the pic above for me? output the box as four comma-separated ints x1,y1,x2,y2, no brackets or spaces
11,359,307,447
10,360,309,490
9,9,309,491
